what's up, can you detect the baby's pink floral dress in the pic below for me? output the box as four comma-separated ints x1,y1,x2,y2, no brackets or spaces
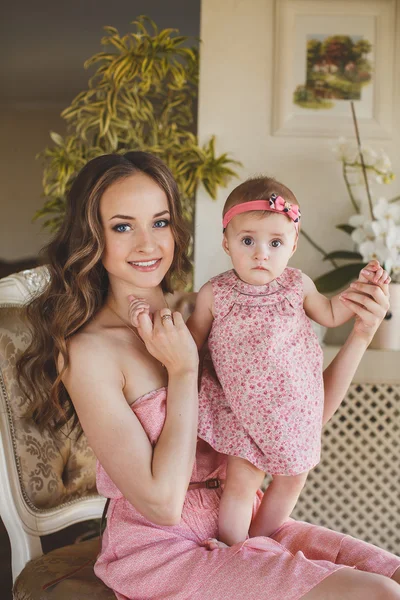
198,267,324,475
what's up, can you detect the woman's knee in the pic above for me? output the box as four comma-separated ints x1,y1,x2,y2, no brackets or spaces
383,577,400,600
302,568,400,600
374,577,400,599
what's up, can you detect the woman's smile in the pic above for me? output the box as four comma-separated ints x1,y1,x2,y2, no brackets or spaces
128,258,162,272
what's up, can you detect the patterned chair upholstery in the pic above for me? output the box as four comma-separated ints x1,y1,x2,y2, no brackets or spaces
0,268,114,599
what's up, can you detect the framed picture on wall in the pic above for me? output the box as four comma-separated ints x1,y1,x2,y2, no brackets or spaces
272,0,397,138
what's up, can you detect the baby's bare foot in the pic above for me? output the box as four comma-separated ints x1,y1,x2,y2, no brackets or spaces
201,538,229,550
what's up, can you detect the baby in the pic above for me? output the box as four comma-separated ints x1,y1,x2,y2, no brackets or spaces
185,176,388,547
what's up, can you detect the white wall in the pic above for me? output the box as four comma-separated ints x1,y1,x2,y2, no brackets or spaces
194,0,400,290
0,108,65,260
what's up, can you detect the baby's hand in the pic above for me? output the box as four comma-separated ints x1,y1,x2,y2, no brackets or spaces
128,296,151,328
201,538,229,551
358,260,391,286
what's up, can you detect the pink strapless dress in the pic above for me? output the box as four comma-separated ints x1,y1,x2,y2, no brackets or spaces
198,268,324,475
94,385,400,600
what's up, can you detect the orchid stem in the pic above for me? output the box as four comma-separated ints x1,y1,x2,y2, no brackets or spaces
300,229,338,268
343,163,360,214
350,101,375,220
389,195,400,204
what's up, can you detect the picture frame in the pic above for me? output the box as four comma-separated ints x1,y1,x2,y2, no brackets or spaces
272,0,396,138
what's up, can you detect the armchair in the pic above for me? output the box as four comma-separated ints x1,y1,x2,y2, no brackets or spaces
0,268,114,599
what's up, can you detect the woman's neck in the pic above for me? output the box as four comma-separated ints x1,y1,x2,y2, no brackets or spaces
106,282,168,317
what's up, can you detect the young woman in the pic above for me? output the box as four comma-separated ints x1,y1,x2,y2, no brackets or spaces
18,152,400,600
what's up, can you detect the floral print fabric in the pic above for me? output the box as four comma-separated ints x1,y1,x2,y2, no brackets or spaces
198,268,324,475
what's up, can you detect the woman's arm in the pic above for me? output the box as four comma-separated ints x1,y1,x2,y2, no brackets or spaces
322,270,390,425
63,310,199,526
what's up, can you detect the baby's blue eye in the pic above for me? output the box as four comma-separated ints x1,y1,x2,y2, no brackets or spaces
270,240,282,248
113,223,131,233
154,219,170,228
242,237,254,246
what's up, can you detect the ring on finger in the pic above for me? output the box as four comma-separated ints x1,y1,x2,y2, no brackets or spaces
161,314,173,323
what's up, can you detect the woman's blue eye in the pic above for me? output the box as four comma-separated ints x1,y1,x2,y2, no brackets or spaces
154,219,170,228
113,223,131,233
242,237,254,246
271,239,282,248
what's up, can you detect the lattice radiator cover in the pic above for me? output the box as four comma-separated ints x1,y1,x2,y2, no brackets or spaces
291,383,399,555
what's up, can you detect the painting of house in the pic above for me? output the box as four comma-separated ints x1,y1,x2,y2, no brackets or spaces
293,34,373,109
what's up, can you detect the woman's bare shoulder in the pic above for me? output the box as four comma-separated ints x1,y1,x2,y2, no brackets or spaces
71,314,116,350
59,313,122,375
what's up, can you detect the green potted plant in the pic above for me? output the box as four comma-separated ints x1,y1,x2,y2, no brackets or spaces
35,16,239,271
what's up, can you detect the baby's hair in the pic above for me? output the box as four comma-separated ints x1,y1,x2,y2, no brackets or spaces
223,176,299,218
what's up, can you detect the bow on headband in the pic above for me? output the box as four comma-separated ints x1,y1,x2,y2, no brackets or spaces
222,193,301,231
269,194,300,223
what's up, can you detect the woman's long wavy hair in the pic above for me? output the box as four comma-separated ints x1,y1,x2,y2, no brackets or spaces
17,151,191,434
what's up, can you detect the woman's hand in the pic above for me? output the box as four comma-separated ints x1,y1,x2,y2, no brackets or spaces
136,307,199,376
322,260,391,425
340,260,390,343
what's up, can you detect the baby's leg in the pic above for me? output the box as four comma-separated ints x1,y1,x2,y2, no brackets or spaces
249,471,308,538
219,455,265,546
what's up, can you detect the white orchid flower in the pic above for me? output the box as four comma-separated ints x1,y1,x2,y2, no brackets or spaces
349,215,377,244
370,218,393,237
375,149,392,174
329,137,399,281
332,137,358,163
385,257,394,274
385,223,400,250
360,145,377,167
351,228,368,245
359,239,392,264
353,169,381,187
373,197,400,222
383,247,400,275
348,214,368,228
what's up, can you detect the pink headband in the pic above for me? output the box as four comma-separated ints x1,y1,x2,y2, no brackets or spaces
222,195,301,232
